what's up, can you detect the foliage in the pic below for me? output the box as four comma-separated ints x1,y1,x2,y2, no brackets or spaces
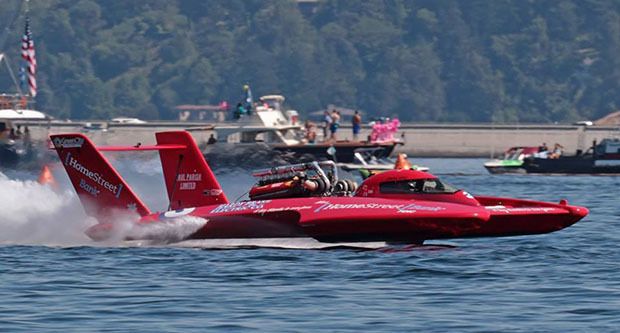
1,0,620,123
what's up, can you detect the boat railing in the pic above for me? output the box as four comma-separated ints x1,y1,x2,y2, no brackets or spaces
0,93,34,110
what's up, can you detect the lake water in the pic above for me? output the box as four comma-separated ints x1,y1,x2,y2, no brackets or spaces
0,157,618,332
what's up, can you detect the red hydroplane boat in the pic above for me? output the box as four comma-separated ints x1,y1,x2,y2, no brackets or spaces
50,131,588,245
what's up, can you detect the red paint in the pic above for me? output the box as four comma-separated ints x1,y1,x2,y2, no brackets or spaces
156,131,228,209
51,131,589,244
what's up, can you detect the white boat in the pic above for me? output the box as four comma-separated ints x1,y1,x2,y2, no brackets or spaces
212,94,402,163
1,53,49,167
338,148,429,179
213,94,302,144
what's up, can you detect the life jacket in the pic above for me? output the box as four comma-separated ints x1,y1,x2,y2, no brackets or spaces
394,153,412,170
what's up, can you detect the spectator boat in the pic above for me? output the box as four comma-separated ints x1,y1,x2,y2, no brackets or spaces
522,139,620,174
338,148,429,179
211,94,402,163
483,146,539,174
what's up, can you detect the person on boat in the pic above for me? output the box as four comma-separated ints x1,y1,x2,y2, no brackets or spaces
539,142,548,153
322,111,331,141
329,110,341,141
245,102,253,116
9,128,17,140
307,128,317,143
303,121,317,144
534,142,549,158
23,126,31,146
550,143,564,159
352,110,362,141
234,102,246,119
243,84,253,115
207,134,217,145
394,153,412,170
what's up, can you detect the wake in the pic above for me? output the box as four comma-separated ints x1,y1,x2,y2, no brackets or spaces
0,171,93,246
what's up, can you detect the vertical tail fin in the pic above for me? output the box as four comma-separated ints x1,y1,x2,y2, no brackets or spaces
156,131,228,210
51,134,151,219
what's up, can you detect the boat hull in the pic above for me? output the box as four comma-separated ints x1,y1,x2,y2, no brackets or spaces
86,197,491,244
483,160,526,174
86,195,588,244
523,156,620,174
0,144,20,167
466,196,588,237
484,165,526,174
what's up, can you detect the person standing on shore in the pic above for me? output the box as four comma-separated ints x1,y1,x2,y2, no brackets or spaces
352,110,362,141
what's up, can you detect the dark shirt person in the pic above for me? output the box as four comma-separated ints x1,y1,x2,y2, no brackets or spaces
539,142,548,153
207,134,217,145
24,126,31,145
234,103,245,119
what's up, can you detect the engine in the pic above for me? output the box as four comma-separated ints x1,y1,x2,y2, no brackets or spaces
248,161,357,200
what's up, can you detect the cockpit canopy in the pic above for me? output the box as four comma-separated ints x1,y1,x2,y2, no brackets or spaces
356,169,438,195
355,169,480,206
379,178,458,195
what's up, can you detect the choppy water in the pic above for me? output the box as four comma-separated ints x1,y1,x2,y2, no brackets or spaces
1,157,618,332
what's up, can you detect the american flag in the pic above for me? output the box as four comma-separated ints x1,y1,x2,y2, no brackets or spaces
21,17,37,97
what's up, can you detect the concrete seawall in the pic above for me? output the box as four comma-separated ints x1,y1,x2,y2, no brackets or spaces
16,120,620,157
393,124,618,157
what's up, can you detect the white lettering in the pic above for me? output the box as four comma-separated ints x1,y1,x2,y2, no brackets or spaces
398,203,445,213
53,137,84,148
177,173,203,181
79,179,100,197
486,206,556,213
211,200,270,214
180,182,196,190
65,153,122,197
313,200,445,213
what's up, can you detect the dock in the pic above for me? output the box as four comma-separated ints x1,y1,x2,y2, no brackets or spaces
14,120,620,158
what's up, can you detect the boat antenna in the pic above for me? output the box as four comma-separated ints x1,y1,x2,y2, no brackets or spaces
234,191,249,203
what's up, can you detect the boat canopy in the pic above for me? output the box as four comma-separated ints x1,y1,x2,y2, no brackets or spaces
0,108,47,120
260,95,285,102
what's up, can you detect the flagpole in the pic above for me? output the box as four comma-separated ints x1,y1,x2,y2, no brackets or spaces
20,0,37,99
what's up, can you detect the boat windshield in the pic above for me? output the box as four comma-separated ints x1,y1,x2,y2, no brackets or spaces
379,178,458,194
504,148,523,160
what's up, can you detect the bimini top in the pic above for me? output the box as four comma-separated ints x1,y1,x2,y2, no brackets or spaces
0,108,48,120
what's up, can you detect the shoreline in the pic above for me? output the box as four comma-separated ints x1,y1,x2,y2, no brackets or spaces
13,120,619,158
